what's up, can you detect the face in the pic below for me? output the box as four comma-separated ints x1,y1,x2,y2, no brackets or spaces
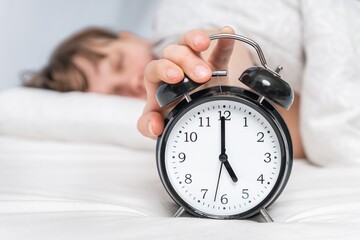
73,33,154,99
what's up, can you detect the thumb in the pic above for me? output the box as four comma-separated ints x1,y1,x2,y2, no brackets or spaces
207,26,236,70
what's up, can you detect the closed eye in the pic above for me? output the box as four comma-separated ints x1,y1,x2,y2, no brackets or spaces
114,53,124,72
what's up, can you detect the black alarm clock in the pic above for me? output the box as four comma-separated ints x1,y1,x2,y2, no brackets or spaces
155,33,293,222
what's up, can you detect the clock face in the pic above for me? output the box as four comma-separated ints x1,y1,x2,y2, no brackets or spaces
157,94,289,218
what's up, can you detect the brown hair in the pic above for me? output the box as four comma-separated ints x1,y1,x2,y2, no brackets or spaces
22,27,118,92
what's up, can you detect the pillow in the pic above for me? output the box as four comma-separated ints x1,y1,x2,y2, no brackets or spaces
0,87,155,150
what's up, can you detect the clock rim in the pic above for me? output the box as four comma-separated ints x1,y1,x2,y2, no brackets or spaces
156,86,293,219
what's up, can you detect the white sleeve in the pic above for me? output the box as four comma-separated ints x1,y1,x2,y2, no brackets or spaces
300,0,360,166
154,0,303,93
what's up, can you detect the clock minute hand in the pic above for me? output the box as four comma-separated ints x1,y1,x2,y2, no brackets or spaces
219,116,238,183
220,116,226,155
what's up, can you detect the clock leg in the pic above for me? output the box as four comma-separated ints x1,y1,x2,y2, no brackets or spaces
259,208,274,222
173,206,186,218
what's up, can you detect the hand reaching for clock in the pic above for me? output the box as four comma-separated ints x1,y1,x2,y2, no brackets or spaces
137,26,236,139
219,116,238,182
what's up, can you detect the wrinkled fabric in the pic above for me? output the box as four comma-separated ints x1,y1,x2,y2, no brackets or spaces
154,0,360,165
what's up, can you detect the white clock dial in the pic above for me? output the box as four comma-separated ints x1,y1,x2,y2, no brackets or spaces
161,97,284,217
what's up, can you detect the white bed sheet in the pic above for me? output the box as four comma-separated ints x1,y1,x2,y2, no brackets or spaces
0,135,359,239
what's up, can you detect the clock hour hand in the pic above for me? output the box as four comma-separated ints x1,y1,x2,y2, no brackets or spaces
219,116,238,183
219,154,238,182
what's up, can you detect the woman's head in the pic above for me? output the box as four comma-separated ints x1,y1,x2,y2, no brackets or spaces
24,27,153,99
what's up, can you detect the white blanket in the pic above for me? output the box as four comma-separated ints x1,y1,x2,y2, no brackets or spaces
1,87,360,239
0,135,360,239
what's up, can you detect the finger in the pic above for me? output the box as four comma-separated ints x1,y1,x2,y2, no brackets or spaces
162,44,212,83
144,59,184,112
208,26,236,70
178,29,211,52
137,110,164,138
145,59,184,86
140,59,184,138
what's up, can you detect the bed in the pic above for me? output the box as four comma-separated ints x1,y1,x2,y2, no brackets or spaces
0,87,360,239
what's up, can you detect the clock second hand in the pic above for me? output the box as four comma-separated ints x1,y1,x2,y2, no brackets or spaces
213,163,223,202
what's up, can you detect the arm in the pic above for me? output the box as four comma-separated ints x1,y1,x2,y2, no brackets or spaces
137,27,305,159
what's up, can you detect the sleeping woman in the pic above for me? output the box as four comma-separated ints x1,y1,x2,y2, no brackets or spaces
23,26,305,160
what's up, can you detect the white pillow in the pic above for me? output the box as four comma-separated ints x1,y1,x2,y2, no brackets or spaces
0,87,155,150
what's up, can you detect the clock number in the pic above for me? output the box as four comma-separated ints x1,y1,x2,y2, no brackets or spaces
220,194,228,204
218,110,231,120
243,117,248,127
178,152,186,163
201,189,208,199
199,117,211,127
185,174,192,184
242,189,249,199
257,132,265,142
184,132,198,142
264,152,271,163
257,174,265,184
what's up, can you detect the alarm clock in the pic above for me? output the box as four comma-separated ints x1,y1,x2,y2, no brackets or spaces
155,33,294,222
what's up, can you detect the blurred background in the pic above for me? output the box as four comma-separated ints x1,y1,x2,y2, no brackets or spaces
0,0,158,90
